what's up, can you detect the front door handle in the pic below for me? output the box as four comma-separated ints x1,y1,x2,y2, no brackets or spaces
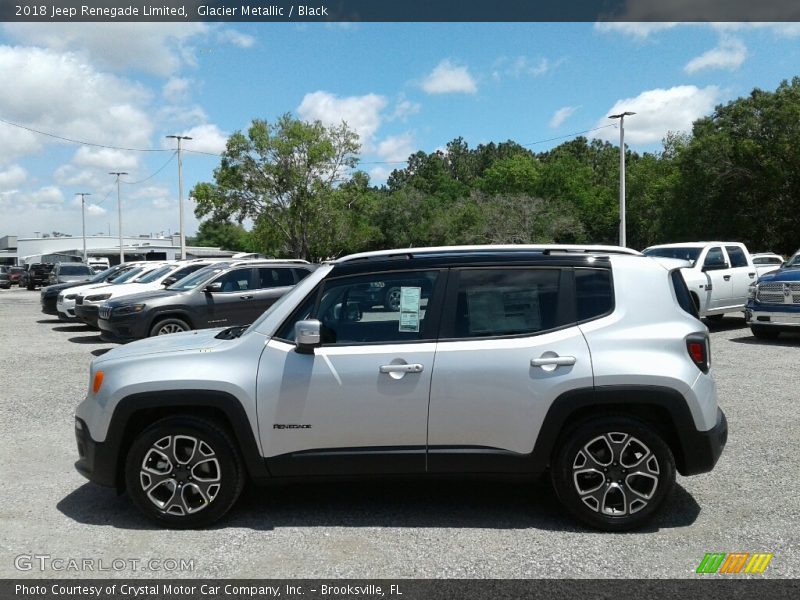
380,363,424,374
723,275,731,281
240,295,254,300
748,273,756,278
531,356,576,368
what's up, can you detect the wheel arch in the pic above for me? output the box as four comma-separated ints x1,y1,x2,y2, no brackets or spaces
106,390,268,491
148,311,195,333
532,386,699,476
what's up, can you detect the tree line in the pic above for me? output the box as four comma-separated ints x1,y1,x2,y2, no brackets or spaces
189,78,800,261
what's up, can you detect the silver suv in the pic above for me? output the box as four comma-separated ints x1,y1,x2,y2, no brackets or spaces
74,245,727,530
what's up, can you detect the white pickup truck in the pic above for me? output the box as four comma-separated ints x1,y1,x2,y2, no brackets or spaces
643,242,758,319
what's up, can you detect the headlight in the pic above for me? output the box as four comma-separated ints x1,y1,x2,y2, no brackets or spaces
748,283,757,300
65,293,77,300
85,293,112,302
112,303,146,315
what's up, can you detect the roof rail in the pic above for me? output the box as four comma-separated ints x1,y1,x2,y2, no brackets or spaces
336,244,641,263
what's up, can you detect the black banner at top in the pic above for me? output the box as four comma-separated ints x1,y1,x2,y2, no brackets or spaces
3,0,800,23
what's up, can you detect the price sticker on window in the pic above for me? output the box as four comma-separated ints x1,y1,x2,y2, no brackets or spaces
399,287,422,332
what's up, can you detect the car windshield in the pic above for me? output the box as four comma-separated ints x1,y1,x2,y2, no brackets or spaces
111,266,147,284
785,253,800,268
167,265,228,291
135,265,174,284
643,247,702,264
59,265,92,276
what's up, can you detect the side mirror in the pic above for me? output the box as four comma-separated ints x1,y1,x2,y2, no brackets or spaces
204,281,223,293
162,276,177,287
294,319,322,353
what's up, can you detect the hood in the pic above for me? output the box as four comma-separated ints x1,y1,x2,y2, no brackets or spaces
758,268,800,283
93,327,229,363
105,288,182,307
99,280,161,299
42,281,91,295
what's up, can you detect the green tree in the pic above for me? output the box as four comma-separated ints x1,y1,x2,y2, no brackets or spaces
188,219,252,251
192,114,360,261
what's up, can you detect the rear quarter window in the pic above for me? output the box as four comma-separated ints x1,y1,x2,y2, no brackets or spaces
670,270,698,317
575,268,613,321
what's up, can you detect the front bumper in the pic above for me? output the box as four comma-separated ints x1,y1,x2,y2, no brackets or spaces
98,313,149,342
75,304,100,328
40,294,59,315
74,417,117,488
679,408,728,476
745,304,800,328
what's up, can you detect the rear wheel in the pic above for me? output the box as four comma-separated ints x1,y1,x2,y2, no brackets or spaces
124,416,244,528
383,286,402,311
150,317,191,337
751,326,780,340
551,417,675,531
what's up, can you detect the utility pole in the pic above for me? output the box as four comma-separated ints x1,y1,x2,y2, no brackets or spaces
75,193,91,262
608,112,636,248
109,172,128,264
166,135,192,259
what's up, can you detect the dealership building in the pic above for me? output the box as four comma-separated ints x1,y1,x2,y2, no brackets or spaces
0,234,238,266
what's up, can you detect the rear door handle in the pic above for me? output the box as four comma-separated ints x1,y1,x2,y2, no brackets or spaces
380,364,424,374
723,275,731,281
531,356,576,367
240,295,254,300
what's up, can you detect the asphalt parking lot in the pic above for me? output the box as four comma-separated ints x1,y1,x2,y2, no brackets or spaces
0,286,798,579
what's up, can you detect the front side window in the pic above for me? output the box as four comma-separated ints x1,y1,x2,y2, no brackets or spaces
703,247,727,268
451,269,562,338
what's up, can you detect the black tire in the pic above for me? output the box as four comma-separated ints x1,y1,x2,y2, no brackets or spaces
751,325,780,340
124,416,245,528
149,317,191,337
27,283,35,291
705,314,724,322
551,416,676,532
383,285,402,311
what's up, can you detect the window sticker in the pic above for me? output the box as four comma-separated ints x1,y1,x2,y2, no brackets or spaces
399,286,422,332
466,287,542,335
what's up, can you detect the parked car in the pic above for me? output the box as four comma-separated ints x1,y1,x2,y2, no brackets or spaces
76,245,726,531
87,257,111,272
0,266,10,289
41,263,136,317
643,242,757,320
48,262,93,285
751,252,785,278
57,262,156,321
745,249,800,339
97,260,314,341
73,262,172,327
8,266,25,286
21,263,55,290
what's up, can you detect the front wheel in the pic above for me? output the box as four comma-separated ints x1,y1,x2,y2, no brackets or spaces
150,317,191,337
383,286,402,311
124,416,245,528
551,417,675,531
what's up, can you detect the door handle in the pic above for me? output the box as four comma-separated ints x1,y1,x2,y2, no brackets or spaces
379,363,424,374
748,273,756,278
723,275,731,281
240,295,254,300
531,356,576,367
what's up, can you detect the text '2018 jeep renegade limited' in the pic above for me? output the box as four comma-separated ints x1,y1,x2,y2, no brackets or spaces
75,246,727,531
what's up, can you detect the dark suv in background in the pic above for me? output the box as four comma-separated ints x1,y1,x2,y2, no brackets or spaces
22,263,54,290
40,263,135,317
98,260,314,341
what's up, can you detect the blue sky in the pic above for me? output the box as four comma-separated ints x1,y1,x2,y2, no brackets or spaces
1,22,799,239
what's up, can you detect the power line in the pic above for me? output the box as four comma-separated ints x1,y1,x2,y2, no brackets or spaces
0,116,170,153
121,151,177,185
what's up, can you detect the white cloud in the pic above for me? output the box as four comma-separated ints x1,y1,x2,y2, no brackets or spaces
593,86,720,145
494,56,565,79
376,132,416,164
297,91,388,148
390,95,421,121
421,60,477,95
215,28,256,48
85,203,108,216
549,106,579,129
169,123,228,155
685,38,747,74
163,77,192,103
0,164,27,189
594,22,680,40
596,21,800,41
368,166,392,183
72,148,140,172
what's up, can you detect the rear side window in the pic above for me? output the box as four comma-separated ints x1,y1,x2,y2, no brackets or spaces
452,269,562,338
575,268,613,321
258,267,295,288
671,270,698,317
725,246,748,268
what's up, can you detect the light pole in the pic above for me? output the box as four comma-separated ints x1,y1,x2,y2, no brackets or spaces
608,111,636,247
109,172,128,264
75,193,91,262
166,135,192,259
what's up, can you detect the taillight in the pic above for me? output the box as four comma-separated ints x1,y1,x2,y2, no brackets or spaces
686,334,710,373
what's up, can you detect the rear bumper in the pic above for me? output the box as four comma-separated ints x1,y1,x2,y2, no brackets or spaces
679,408,728,476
